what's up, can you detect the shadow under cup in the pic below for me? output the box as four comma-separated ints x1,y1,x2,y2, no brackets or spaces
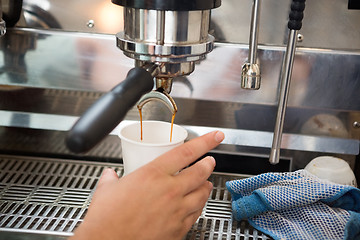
119,121,188,175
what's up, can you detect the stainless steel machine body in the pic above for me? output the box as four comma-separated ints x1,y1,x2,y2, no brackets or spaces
118,8,212,93
118,8,214,84
120,9,212,59
0,0,359,239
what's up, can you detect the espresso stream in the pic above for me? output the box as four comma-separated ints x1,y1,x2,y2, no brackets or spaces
138,109,175,142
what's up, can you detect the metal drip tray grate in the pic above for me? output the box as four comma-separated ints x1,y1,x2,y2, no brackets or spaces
0,155,270,239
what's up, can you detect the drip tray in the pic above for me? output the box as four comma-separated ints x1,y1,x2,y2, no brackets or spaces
0,155,270,240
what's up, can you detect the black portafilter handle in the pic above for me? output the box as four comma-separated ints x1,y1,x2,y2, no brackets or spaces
65,67,154,153
3,0,23,27
288,0,306,30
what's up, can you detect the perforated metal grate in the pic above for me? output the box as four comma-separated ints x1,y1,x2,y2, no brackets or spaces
0,155,270,239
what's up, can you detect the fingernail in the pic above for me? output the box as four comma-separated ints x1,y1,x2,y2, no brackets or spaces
103,168,112,175
102,168,118,178
208,156,216,167
208,181,213,190
214,131,225,143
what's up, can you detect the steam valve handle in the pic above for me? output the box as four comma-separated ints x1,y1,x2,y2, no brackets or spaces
66,67,154,153
288,0,305,30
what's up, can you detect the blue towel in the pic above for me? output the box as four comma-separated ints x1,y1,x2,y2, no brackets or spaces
226,170,360,240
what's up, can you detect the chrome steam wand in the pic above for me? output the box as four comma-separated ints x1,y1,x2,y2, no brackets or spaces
269,0,306,164
241,0,261,90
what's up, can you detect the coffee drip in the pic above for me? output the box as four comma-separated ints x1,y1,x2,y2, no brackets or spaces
138,108,176,142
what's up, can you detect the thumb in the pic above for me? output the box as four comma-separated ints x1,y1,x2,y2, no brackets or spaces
97,168,119,187
88,168,119,210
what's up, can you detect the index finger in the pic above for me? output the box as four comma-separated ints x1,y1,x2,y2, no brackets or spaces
151,131,225,175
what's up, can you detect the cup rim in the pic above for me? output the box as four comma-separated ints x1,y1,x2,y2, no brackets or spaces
118,120,188,147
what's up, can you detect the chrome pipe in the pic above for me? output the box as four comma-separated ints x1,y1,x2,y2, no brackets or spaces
269,29,298,164
249,0,261,64
241,0,261,90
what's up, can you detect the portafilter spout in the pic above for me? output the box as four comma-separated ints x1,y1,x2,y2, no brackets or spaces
137,90,178,117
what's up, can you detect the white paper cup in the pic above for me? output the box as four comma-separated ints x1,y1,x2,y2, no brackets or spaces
304,156,357,187
119,121,188,175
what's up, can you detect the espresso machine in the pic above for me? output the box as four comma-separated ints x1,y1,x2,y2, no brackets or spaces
66,0,221,154
0,0,359,239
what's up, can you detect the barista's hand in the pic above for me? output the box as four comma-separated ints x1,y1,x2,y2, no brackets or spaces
70,130,225,240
